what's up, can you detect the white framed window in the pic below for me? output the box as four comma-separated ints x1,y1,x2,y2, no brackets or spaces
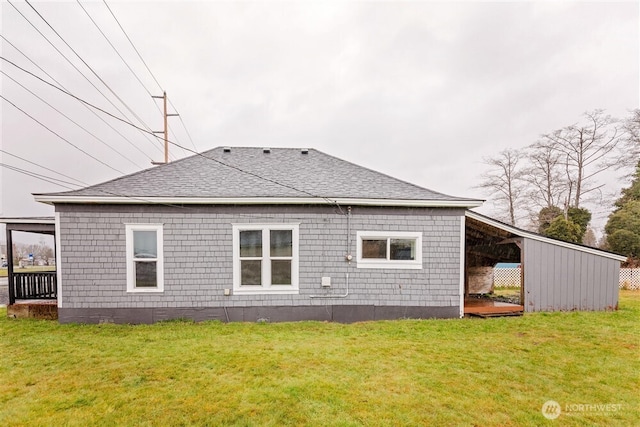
232,223,299,294
125,224,164,292
356,231,422,269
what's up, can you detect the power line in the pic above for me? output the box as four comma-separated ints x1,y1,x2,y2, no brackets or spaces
0,148,191,209
2,153,341,216
2,160,191,212
103,0,197,154
0,34,155,163
0,94,127,175
24,0,156,136
0,163,81,191
2,57,156,134
1,58,341,206
3,56,185,165
7,0,164,157
1,70,145,170
103,0,163,92
0,149,89,187
79,0,186,159
76,0,155,98
170,100,199,152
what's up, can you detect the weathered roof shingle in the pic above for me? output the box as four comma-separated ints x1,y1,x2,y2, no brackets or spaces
36,147,482,206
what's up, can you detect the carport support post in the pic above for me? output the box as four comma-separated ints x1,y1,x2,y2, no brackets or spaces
6,227,14,305
519,243,524,307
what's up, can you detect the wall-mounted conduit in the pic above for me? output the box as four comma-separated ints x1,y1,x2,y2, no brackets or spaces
310,206,352,299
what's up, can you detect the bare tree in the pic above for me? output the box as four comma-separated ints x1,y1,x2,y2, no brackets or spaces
12,243,27,265
36,237,54,264
524,141,566,210
542,110,621,208
476,149,526,226
618,109,640,175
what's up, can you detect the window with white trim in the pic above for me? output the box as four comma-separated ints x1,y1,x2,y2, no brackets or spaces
126,224,164,292
356,231,422,269
232,224,299,294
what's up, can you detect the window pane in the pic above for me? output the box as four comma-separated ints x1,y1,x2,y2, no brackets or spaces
271,260,292,285
270,230,292,257
362,239,387,259
135,261,157,287
241,260,262,285
240,230,262,257
390,239,416,260
133,230,157,258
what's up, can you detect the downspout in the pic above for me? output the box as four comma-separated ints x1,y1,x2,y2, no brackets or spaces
310,206,351,299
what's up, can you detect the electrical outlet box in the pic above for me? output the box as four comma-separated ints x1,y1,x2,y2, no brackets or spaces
321,277,331,287
224,288,231,296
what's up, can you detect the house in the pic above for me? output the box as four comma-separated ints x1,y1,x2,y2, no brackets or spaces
31,147,626,324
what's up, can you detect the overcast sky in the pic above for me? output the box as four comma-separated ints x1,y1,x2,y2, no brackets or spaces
1,0,638,243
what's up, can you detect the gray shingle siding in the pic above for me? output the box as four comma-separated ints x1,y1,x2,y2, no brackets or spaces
57,205,463,315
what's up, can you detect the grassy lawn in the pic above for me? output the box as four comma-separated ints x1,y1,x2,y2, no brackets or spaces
0,266,56,278
1,292,638,426
492,286,521,300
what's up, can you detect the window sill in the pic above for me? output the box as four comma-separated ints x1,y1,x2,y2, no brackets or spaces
232,288,299,295
356,261,422,270
126,288,164,293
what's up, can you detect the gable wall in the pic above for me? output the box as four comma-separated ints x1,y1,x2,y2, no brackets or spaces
523,238,620,312
56,204,464,323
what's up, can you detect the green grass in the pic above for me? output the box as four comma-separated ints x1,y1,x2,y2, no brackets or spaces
492,286,521,300
0,266,56,277
1,292,638,426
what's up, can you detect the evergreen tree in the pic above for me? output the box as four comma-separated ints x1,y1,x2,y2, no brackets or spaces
538,206,563,234
545,217,583,243
567,207,592,242
605,161,640,260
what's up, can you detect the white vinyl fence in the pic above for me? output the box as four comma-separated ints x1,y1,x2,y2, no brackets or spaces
492,267,639,290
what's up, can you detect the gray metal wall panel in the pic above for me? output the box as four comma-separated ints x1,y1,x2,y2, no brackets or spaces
523,238,620,312
600,259,609,308
589,255,599,309
573,246,582,310
555,245,563,310
560,248,570,310
56,205,464,318
611,263,620,309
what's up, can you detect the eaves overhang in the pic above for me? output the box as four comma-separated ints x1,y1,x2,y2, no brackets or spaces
466,210,627,262
0,216,55,225
34,195,484,209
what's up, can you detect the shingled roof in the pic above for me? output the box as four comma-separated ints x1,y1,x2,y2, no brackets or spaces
34,147,483,207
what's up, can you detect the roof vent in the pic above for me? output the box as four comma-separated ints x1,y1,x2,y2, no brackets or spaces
223,147,231,153
301,148,309,154
263,147,271,154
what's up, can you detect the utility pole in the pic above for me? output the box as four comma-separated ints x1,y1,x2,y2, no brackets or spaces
152,91,179,165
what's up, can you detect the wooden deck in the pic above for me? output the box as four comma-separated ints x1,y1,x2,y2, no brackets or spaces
464,298,524,317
